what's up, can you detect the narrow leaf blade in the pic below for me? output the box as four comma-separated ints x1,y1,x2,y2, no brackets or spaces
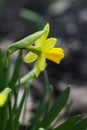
70,118,87,130
0,48,3,90
10,50,22,88
37,86,70,129
54,115,80,130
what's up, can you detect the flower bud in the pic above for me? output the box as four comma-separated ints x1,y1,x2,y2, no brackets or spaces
0,87,12,107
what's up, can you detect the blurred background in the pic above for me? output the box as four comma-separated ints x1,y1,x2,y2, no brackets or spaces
0,0,87,126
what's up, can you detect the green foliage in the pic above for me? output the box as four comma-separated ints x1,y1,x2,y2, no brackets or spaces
36,87,70,129
70,117,87,130
20,9,45,29
54,115,80,130
10,50,22,88
0,24,87,130
0,49,3,90
20,0,75,31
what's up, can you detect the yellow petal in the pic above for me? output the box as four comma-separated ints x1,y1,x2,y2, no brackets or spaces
43,38,57,51
36,67,41,77
24,51,38,63
37,53,46,70
35,23,50,47
36,53,46,77
45,48,64,64
42,23,50,40
0,94,7,107
35,37,45,47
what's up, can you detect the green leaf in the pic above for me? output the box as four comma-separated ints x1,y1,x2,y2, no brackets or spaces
36,86,70,129
44,70,54,102
48,84,54,100
27,77,53,130
54,115,80,130
20,9,45,29
14,87,27,128
70,117,87,130
0,104,8,130
10,50,22,88
30,84,49,128
6,101,14,130
14,78,34,123
15,120,20,130
13,77,21,114
15,68,36,86
14,87,27,121
0,48,3,90
31,102,48,128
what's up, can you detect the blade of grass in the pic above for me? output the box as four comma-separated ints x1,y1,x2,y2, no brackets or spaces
30,102,48,130
3,67,8,88
36,86,70,129
10,50,22,88
54,115,80,130
14,78,34,124
20,9,45,29
43,70,54,116
0,104,8,130
13,76,21,114
6,100,14,130
0,48,3,90
28,72,53,130
15,68,36,87
30,82,49,128
70,117,87,130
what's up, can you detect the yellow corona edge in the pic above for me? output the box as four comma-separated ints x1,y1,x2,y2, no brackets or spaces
24,23,64,77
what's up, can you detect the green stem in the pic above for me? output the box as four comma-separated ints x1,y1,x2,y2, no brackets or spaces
0,49,4,90
15,68,36,87
1,104,8,130
6,30,45,55
24,46,41,55
3,67,8,88
3,50,9,68
8,101,14,130
3,50,9,88
2,54,8,89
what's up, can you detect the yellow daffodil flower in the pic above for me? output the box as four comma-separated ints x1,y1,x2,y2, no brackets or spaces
0,93,7,107
24,23,64,77
0,87,12,107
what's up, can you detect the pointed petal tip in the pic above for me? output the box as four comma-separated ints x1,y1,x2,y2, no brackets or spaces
43,23,50,34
